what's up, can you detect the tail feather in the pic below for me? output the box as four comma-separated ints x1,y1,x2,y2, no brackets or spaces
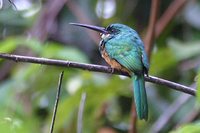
132,74,148,120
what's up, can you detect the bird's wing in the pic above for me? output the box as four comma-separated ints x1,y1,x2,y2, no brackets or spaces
140,43,149,74
105,39,143,73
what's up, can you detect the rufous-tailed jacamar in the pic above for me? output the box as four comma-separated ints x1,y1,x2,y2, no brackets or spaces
70,23,149,120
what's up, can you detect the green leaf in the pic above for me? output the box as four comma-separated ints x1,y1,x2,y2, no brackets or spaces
0,37,17,53
150,48,177,76
0,37,89,63
50,72,131,132
0,37,42,53
0,113,39,133
170,122,200,133
168,39,200,61
41,42,89,63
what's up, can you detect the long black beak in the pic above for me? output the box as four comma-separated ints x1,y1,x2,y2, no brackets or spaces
69,23,108,34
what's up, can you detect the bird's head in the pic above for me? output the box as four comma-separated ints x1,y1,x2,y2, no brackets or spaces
69,23,134,41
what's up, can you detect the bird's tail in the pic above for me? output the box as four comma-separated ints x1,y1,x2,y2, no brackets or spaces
132,74,148,120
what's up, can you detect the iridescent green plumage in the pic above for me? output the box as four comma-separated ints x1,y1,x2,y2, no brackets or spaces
70,23,149,120
102,24,149,120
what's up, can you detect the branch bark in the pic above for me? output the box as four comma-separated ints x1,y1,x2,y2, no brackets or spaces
155,0,189,38
49,71,63,133
151,93,192,133
30,0,68,41
66,0,100,44
144,0,160,58
77,92,87,133
129,103,137,133
0,53,196,96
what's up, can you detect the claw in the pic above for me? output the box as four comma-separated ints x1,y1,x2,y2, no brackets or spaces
111,68,115,74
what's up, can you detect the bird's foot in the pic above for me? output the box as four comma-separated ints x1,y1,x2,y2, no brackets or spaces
111,68,115,74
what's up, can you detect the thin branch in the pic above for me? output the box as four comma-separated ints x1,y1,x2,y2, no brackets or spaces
30,0,68,41
77,92,87,133
129,103,137,133
151,93,191,133
178,109,200,125
155,0,189,38
144,0,160,58
8,0,18,10
66,0,100,44
0,53,196,96
49,71,64,133
145,76,195,96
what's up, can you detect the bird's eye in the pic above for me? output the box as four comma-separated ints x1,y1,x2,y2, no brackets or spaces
108,28,115,33
106,26,118,33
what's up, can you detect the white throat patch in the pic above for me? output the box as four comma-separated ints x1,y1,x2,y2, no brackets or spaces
100,33,110,39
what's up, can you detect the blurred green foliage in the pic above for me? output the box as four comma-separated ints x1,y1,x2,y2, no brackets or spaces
0,0,200,133
170,122,200,133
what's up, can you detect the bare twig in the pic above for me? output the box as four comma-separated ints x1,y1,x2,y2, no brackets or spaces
155,0,189,38
30,0,68,41
77,92,87,133
66,1,99,44
129,103,137,133
8,0,17,10
144,0,160,58
178,109,200,125
151,93,192,133
151,84,195,132
0,53,196,96
145,76,195,96
49,71,64,133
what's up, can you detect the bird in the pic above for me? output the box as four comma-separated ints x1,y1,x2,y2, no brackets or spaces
70,23,149,120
